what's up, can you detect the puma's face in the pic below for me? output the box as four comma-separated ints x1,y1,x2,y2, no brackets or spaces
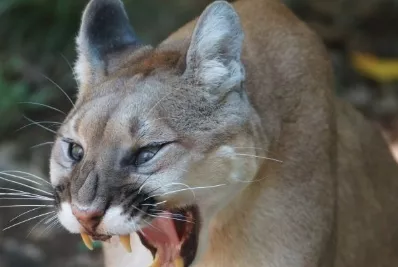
50,0,262,265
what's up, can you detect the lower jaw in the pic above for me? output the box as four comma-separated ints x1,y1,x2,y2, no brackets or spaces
138,205,201,267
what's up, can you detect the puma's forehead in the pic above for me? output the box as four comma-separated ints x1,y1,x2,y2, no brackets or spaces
62,90,176,147
65,48,184,139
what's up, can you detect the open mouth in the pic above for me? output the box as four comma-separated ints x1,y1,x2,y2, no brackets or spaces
80,205,200,267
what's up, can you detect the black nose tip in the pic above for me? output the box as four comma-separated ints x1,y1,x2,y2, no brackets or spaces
71,206,104,232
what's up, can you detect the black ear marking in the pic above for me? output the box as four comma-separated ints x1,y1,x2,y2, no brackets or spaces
84,0,139,58
77,0,140,66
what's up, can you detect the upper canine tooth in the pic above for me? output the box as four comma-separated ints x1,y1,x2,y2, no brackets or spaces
119,235,132,253
174,257,184,267
81,232,93,250
149,252,161,267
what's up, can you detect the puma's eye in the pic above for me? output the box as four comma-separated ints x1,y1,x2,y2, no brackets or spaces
135,146,162,166
68,143,84,162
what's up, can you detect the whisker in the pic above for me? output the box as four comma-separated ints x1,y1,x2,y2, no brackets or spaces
133,205,193,224
0,176,53,196
165,182,196,198
141,200,167,207
10,207,46,222
146,90,179,119
233,153,283,163
41,217,59,237
1,170,52,185
231,146,270,151
60,53,79,88
19,102,66,115
44,215,57,224
0,188,53,200
0,205,54,208
138,174,155,195
31,142,55,149
16,121,62,132
27,213,55,238
0,198,54,201
3,211,56,231
149,209,189,220
142,218,162,232
132,88,184,146
0,172,41,186
146,184,226,200
151,213,193,224
22,116,57,134
41,74,75,108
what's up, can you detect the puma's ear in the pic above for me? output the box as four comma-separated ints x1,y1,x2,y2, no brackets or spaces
75,0,141,85
185,1,245,91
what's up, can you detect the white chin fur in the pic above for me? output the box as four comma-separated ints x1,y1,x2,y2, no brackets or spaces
58,202,81,233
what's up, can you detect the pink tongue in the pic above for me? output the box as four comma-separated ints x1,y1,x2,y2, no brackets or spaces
141,212,181,264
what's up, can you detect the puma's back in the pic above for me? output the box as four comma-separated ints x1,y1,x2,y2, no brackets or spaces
50,0,398,266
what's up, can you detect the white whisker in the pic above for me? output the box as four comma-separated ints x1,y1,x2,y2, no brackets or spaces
3,211,56,231
232,146,269,151
142,218,162,232
16,121,61,132
27,213,55,238
142,200,167,207
60,53,79,89
10,207,46,222
31,142,55,149
0,188,53,200
0,176,53,196
166,182,195,198
233,153,283,163
149,209,189,220
44,215,58,225
0,197,54,201
0,172,41,185
19,102,65,115
138,175,154,195
146,184,226,200
134,204,193,223
22,116,57,134
0,205,54,208
42,74,75,108
151,214,193,224
1,170,52,185
41,219,59,236
146,90,180,119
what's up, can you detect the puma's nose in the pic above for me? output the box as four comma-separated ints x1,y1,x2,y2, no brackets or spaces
71,206,104,232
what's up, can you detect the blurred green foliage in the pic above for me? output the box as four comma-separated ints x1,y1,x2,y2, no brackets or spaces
0,0,212,136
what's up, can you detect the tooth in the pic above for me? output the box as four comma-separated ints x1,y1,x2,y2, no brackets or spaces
81,233,93,250
119,235,132,253
174,257,184,267
150,252,161,267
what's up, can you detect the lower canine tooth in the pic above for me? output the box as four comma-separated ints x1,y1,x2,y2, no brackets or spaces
150,253,161,267
174,257,184,267
119,235,132,253
81,233,93,250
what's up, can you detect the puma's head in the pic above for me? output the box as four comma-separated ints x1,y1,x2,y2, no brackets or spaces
50,0,264,265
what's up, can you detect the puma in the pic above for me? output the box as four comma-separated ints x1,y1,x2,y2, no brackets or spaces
49,0,398,266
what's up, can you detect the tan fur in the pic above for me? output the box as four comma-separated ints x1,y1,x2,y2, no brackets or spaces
51,0,398,266
103,0,398,266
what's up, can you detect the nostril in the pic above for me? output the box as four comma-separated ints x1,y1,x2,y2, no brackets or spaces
71,206,105,232
91,215,102,222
